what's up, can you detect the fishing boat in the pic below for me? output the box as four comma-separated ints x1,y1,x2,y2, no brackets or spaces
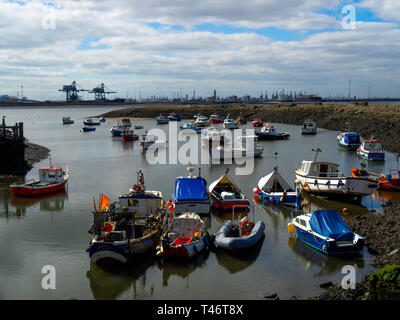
252,117,263,127
255,153,300,207
180,122,202,133
301,120,317,135
223,117,239,130
209,170,250,211
156,115,169,124
119,118,132,127
62,117,74,124
157,212,209,259
215,217,265,251
209,135,264,160
337,132,361,150
195,115,210,127
294,148,378,201
236,115,247,125
140,133,167,150
83,119,101,126
352,165,400,191
288,209,364,255
357,136,385,161
255,123,290,140
168,113,182,121
121,129,139,142
88,199,166,265
82,126,96,132
209,114,224,124
173,165,211,216
10,166,68,197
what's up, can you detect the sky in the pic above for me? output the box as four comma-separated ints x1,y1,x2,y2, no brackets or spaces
0,0,399,101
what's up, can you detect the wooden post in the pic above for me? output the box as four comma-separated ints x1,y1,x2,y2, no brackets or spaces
19,122,23,140
14,123,18,139
2,116,5,138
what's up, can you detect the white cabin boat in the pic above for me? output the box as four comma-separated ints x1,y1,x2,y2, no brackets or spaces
301,120,317,135
209,135,264,160
223,118,239,130
62,117,74,124
195,115,210,127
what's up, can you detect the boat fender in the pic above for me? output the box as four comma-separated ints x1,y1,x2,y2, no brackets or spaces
302,182,308,188
287,223,295,234
322,244,327,252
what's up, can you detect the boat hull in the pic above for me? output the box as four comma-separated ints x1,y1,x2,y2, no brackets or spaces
255,132,290,140
174,201,211,216
156,119,169,124
210,194,249,211
338,142,359,150
357,148,385,161
162,237,206,259
11,180,67,197
259,190,298,207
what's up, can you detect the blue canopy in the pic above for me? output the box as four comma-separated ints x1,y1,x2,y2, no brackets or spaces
174,177,208,202
344,132,360,144
309,210,354,241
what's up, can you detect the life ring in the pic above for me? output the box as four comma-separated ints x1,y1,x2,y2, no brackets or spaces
240,220,254,236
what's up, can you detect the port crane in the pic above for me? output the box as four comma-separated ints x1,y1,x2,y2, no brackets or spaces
89,83,117,102
58,81,88,102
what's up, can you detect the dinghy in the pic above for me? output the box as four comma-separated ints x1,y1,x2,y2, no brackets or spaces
158,212,210,259
209,170,249,211
288,209,364,255
215,217,265,251
352,164,400,192
82,126,96,132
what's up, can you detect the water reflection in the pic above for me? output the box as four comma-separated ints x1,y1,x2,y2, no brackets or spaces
86,253,157,300
215,236,264,274
288,237,365,277
159,249,210,287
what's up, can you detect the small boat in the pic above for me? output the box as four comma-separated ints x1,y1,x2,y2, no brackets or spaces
158,212,209,259
215,217,265,251
352,166,400,191
62,117,74,124
195,115,210,127
156,114,169,124
209,114,224,124
288,209,364,255
121,129,138,142
173,165,211,216
99,117,106,122
209,170,250,211
82,126,96,132
10,166,68,197
223,117,239,130
140,133,167,150
255,153,300,207
357,136,385,161
119,118,132,127
209,135,264,160
236,115,247,124
294,148,378,201
301,120,317,135
87,188,166,265
134,125,144,130
83,119,101,126
337,132,361,150
255,123,290,140
168,112,182,121
110,125,124,136
252,117,263,127
180,122,202,133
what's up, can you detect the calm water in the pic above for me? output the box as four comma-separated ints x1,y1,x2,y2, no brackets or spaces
1,106,399,300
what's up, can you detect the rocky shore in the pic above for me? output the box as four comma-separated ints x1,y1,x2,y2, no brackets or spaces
98,102,400,154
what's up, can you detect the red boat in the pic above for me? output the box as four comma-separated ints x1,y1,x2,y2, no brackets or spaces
208,172,249,211
10,167,68,197
252,118,263,127
352,168,400,191
121,129,138,142
209,114,224,124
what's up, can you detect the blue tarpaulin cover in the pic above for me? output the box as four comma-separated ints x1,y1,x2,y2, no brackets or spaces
309,210,354,241
174,177,208,201
344,132,360,144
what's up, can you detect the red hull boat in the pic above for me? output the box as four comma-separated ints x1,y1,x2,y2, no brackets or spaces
352,168,400,191
252,118,263,127
10,167,68,197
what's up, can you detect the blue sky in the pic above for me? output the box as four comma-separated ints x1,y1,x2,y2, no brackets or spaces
0,0,400,100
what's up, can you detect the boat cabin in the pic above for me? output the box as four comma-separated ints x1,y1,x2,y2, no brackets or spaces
260,125,277,135
39,167,65,183
297,161,340,178
338,132,360,145
361,140,383,152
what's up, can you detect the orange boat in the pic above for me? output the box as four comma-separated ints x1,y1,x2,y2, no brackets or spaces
352,168,400,191
10,167,68,197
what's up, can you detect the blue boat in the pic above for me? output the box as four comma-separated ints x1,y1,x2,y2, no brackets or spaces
179,122,202,133
215,218,265,251
337,132,361,150
289,209,364,255
156,115,169,124
255,164,300,208
168,113,182,121
173,166,211,215
82,126,96,132
99,117,106,122
357,137,385,161
83,119,101,126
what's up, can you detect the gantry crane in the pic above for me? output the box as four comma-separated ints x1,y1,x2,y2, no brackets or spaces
89,83,117,102
58,81,88,102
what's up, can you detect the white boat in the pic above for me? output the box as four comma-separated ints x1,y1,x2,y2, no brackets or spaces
301,120,317,135
294,149,378,201
223,118,239,130
195,115,210,127
209,135,264,160
62,117,74,124
173,165,211,215
140,133,167,150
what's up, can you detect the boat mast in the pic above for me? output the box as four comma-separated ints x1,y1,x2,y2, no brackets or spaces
312,148,321,162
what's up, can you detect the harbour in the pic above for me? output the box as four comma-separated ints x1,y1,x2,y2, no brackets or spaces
1,105,399,300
